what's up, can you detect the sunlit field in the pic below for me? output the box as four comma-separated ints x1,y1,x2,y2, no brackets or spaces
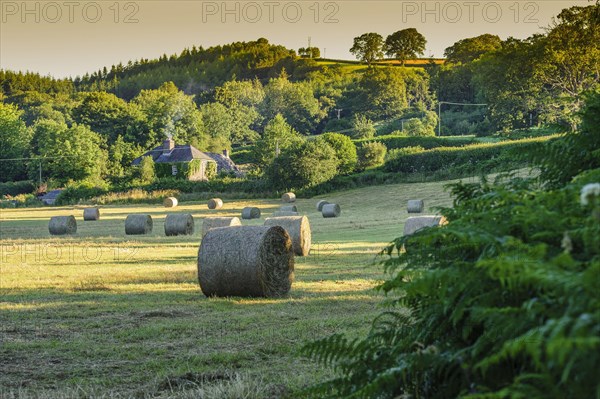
0,179,458,398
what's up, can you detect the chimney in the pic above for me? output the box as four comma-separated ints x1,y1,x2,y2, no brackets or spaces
222,149,229,158
163,138,174,154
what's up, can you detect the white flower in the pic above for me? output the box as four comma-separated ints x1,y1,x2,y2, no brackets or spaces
580,183,600,206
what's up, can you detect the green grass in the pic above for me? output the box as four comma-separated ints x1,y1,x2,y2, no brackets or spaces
0,179,462,397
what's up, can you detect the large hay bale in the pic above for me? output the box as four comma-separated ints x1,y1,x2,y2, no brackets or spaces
281,192,296,203
198,226,294,297
241,207,261,220
407,200,425,213
264,216,311,256
316,200,329,212
125,214,153,235
49,216,77,235
403,216,447,236
202,217,242,238
207,198,223,210
280,205,298,212
322,203,341,218
164,214,194,236
163,197,178,208
83,207,100,221
272,211,299,217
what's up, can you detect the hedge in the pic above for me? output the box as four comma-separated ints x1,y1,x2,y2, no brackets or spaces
0,180,35,197
355,135,477,150
383,135,558,174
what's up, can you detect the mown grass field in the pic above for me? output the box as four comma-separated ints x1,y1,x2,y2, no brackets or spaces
0,179,461,398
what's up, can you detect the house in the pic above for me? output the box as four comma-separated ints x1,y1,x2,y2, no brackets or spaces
131,139,238,180
205,149,241,176
39,189,63,205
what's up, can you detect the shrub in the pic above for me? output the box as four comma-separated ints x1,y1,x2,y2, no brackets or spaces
352,114,376,139
403,117,435,137
357,142,387,170
0,193,42,208
321,133,358,175
0,180,35,196
266,138,339,190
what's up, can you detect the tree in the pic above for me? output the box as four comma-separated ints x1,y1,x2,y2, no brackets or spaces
352,114,376,139
0,103,31,181
299,47,321,58
357,141,387,170
321,133,358,175
29,120,107,184
384,28,427,65
253,114,304,170
107,135,143,178
266,137,339,190
350,33,384,67
137,155,155,184
444,34,502,65
133,82,206,149
260,75,326,134
199,102,235,151
352,68,408,119
72,91,149,146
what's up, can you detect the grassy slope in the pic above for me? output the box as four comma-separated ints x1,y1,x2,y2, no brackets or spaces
0,179,462,398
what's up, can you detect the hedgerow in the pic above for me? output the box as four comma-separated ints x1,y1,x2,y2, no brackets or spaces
383,136,557,174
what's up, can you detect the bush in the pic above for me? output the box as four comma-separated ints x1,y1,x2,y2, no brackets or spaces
266,138,339,190
352,114,376,139
357,142,387,170
0,193,42,208
403,118,435,137
230,148,255,164
0,180,35,196
323,117,353,133
384,136,557,174
321,133,358,175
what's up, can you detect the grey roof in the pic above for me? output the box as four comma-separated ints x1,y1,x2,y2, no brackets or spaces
205,153,240,174
132,145,214,166
39,189,63,205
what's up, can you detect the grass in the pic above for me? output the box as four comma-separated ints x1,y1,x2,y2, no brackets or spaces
0,178,462,397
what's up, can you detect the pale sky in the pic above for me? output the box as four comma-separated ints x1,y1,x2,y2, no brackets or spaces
0,0,589,78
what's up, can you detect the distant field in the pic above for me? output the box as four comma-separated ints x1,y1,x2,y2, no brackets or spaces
0,179,463,397
316,57,444,74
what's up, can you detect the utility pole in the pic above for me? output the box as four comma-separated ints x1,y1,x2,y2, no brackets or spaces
39,161,42,186
335,109,343,119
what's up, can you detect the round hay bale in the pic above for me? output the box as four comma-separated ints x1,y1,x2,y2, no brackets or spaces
403,216,448,236
202,217,242,238
207,198,223,210
281,192,296,203
164,214,194,236
198,225,294,297
322,203,341,218
49,216,77,235
407,200,425,213
241,207,261,220
272,211,299,217
163,197,178,208
279,205,298,212
125,214,153,235
316,200,329,212
264,216,311,256
83,207,100,221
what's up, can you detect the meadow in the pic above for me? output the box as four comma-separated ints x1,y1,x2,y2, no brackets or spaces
0,178,462,398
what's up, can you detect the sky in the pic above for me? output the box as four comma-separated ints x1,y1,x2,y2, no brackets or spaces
0,0,589,78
